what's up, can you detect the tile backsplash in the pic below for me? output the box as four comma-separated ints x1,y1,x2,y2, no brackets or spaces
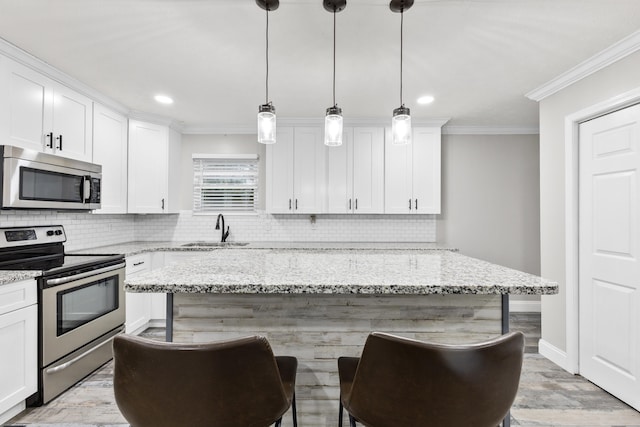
134,211,436,243
0,210,436,250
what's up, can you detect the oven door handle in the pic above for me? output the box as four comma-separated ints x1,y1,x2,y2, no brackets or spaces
45,262,126,286
45,325,125,375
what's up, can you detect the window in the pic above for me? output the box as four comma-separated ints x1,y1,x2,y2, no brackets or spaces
193,154,259,213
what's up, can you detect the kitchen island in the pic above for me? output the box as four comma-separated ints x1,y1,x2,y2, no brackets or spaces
125,248,557,427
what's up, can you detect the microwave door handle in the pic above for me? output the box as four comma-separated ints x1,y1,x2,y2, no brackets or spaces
83,175,91,203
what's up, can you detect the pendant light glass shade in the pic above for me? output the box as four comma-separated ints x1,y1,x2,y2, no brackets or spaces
324,106,343,146
258,103,276,144
257,0,279,144
392,105,411,145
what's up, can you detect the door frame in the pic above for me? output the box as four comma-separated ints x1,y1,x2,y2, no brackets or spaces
563,86,640,373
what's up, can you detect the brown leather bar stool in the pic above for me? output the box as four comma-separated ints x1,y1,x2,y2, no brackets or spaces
113,334,298,427
338,331,525,427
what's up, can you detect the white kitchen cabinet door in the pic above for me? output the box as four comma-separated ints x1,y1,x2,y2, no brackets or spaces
384,129,413,213
326,127,384,214
0,58,92,161
125,254,152,334
128,120,181,214
326,128,353,213
293,127,325,213
93,104,128,214
50,82,93,162
266,127,295,213
352,127,384,213
0,304,37,420
384,126,441,214
412,127,441,214
0,57,48,152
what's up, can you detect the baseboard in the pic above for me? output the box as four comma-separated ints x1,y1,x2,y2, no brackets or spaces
538,339,575,374
509,300,541,313
0,401,26,425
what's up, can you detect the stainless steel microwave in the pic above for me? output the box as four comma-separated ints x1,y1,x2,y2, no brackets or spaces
0,145,101,210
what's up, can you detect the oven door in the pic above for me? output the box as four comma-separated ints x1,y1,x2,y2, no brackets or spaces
2,156,101,210
41,262,125,366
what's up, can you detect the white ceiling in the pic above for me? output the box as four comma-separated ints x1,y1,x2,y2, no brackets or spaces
0,0,639,130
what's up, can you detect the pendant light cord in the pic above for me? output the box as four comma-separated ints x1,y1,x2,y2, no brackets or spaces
333,9,336,107
265,7,269,104
400,9,404,107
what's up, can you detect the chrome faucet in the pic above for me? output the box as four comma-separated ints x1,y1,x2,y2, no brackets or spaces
215,214,229,242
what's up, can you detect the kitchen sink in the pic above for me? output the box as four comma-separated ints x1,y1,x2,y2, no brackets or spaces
181,242,249,247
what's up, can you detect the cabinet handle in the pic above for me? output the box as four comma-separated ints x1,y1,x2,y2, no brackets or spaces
56,134,63,150
133,261,145,267
289,199,292,210
46,132,54,148
161,198,165,210
349,199,352,210
355,199,358,210
409,199,412,210
415,199,418,210
295,199,298,210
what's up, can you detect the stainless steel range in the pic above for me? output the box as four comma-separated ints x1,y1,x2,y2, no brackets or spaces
0,225,125,405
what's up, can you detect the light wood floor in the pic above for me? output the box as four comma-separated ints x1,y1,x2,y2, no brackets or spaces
6,313,640,427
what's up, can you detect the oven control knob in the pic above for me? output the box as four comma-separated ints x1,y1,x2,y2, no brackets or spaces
55,230,63,235
47,230,54,236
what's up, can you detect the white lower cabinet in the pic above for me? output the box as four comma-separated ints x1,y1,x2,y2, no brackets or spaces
0,279,37,425
125,253,152,334
126,252,202,334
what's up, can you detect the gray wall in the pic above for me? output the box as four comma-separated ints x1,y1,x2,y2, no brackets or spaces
539,51,640,352
437,134,541,307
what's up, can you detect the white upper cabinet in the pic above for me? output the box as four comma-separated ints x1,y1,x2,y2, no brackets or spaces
266,127,326,214
0,58,93,161
266,127,294,213
128,120,181,214
93,104,128,214
384,126,441,214
327,127,384,214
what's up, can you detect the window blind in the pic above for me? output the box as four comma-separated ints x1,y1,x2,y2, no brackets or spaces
193,156,258,213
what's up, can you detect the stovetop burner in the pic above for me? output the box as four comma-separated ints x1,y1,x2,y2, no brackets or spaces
0,225,124,276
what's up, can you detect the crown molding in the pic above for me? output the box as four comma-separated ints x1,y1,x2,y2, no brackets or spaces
526,30,640,102
442,125,539,135
128,111,184,132
0,37,130,115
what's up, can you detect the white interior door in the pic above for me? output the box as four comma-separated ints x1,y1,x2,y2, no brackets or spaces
579,103,640,410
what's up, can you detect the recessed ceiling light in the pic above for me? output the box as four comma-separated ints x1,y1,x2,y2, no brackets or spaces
417,95,435,105
154,95,174,105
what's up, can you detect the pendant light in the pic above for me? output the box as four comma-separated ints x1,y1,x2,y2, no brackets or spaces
324,0,346,147
257,0,279,144
390,0,413,145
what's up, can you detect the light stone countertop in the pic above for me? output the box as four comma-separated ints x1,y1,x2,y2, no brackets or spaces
69,241,458,256
0,270,40,286
0,241,455,287
125,248,558,296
